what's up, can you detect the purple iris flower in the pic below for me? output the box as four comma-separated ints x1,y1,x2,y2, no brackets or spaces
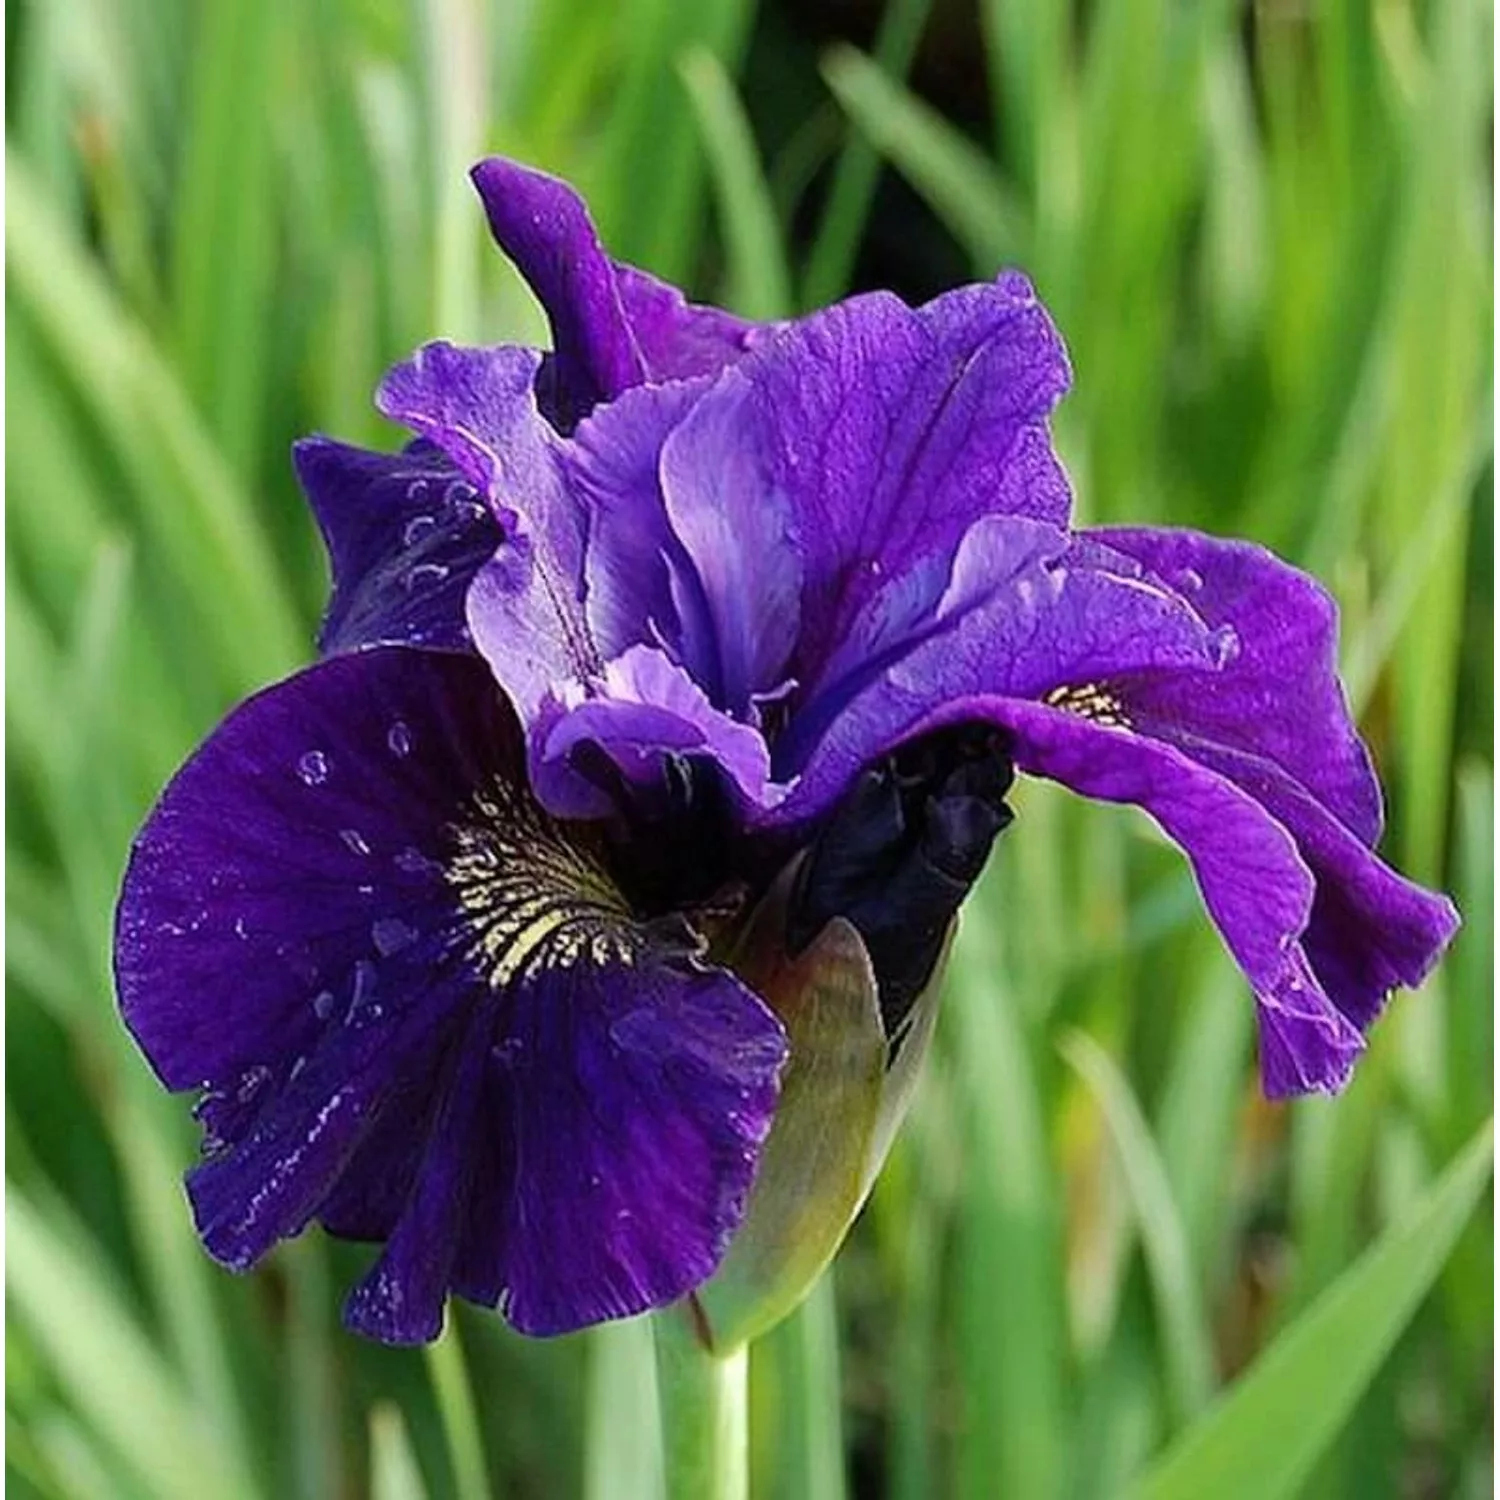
115,158,1458,1346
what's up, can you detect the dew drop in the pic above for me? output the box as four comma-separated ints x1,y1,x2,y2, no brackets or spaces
313,989,335,1021
372,917,416,957
395,846,440,877
288,1054,308,1083
387,720,413,758
1210,624,1241,667
236,1064,272,1104
403,562,450,591
340,828,371,856
1175,567,1204,593
444,478,477,506
405,479,430,503
402,515,437,547
297,749,330,786
346,960,381,1025
610,1009,667,1057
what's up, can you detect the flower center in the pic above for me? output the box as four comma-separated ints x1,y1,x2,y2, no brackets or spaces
445,781,642,986
1043,681,1133,730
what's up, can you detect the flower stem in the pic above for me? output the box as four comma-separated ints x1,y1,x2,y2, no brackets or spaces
653,1300,748,1500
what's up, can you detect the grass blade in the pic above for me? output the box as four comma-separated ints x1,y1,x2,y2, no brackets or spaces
1060,1031,1216,1427
821,45,1029,275
1125,1118,1494,1500
801,0,935,307
678,47,794,321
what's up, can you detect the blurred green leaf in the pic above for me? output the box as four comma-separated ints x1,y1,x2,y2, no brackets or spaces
370,1404,432,1500
7,1188,261,1500
802,0,934,307
1125,1118,1494,1500
1061,1032,1215,1427
678,47,793,320
821,45,1029,274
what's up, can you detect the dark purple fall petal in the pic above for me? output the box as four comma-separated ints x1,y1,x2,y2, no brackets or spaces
115,647,787,1341
295,437,501,655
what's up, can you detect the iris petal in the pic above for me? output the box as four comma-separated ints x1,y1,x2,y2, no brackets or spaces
1086,526,1383,844
689,273,1072,675
468,157,757,428
116,648,787,1341
295,436,500,655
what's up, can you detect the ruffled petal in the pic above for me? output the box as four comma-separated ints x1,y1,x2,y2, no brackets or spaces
469,157,757,427
115,647,787,1341
1087,526,1383,845
658,369,803,714
683,273,1070,676
1169,739,1459,1031
759,513,1454,1096
377,341,599,717
883,698,1370,1096
563,379,711,671
530,645,782,820
295,437,501,655
773,514,1226,827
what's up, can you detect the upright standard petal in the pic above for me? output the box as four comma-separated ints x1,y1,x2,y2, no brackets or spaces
469,157,757,427
697,273,1072,672
115,648,787,1341
295,436,501,655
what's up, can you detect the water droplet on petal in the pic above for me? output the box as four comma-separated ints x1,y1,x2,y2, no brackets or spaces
288,1054,308,1083
236,1064,272,1104
1176,567,1204,593
345,961,381,1025
387,721,413,758
340,828,371,856
402,515,437,547
313,990,335,1021
1210,624,1241,667
395,846,440,877
403,562,450,591
405,479,430,503
297,750,330,786
610,1009,667,1056
444,479,477,507
372,918,416,957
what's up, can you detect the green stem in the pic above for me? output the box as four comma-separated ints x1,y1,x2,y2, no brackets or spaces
653,1301,749,1500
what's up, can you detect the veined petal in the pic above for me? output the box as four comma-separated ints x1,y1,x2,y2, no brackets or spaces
377,341,600,714
658,369,803,714
469,157,758,427
115,648,787,1342
1086,526,1384,845
530,645,782,821
773,514,1226,827
295,437,500,655
901,698,1371,1095
687,272,1071,676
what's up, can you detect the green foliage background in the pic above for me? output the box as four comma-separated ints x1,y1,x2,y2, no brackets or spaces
5,0,1493,1496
